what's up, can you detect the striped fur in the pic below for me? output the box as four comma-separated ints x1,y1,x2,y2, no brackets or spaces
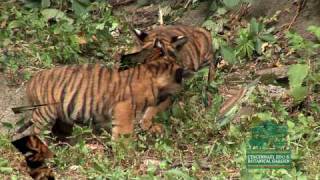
11,40,188,179
21,58,184,139
11,135,54,180
121,25,216,131
132,25,216,74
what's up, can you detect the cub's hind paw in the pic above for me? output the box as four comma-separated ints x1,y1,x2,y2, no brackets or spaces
30,166,55,180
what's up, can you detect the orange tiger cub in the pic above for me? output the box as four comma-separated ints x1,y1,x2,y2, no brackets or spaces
11,38,189,180
131,25,217,80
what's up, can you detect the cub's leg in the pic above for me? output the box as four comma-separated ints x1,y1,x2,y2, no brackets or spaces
51,119,74,142
12,106,57,179
92,114,112,135
112,100,134,139
140,97,172,134
207,62,216,83
12,135,55,180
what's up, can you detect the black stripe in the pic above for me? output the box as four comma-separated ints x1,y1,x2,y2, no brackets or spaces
96,66,103,95
192,40,201,60
186,47,195,70
34,110,48,125
66,74,81,117
169,64,174,74
150,79,156,101
89,72,95,117
65,68,81,117
42,107,53,120
142,98,148,112
80,90,87,119
50,68,64,103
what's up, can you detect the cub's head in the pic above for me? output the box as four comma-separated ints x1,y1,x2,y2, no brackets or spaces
119,29,188,70
132,28,188,58
145,57,193,97
151,62,193,97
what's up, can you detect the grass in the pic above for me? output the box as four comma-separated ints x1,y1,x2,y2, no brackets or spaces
1,0,320,179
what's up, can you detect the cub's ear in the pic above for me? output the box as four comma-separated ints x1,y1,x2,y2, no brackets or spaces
171,36,188,50
175,68,194,83
133,28,148,42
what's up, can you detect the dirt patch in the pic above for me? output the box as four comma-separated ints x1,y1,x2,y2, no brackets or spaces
247,0,320,40
0,73,26,133
113,0,211,29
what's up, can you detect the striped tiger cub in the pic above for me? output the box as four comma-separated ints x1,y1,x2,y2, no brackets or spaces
119,25,216,130
11,38,189,179
130,25,217,81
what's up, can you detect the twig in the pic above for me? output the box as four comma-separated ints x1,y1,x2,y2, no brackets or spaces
92,134,112,150
287,0,307,31
219,87,246,115
184,0,192,9
158,6,164,25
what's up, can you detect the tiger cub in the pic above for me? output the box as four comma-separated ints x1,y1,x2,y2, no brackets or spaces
120,25,216,130
130,25,217,79
11,38,189,180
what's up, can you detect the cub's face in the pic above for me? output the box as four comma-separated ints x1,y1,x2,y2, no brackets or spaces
120,33,188,70
132,28,188,60
154,64,193,96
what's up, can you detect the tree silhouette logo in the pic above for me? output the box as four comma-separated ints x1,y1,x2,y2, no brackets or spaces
246,120,291,169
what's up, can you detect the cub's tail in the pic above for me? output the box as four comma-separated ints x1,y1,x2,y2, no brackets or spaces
12,103,59,114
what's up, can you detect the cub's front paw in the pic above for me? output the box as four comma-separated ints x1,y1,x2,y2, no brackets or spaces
149,123,163,134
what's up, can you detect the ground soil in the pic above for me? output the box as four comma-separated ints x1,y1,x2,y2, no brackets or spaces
1,0,319,132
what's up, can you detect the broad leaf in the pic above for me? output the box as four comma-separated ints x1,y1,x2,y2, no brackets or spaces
223,0,240,9
220,46,236,64
288,64,309,88
41,9,74,24
255,38,262,54
72,0,90,16
260,34,276,42
41,0,51,8
307,25,320,41
250,18,259,35
291,86,308,102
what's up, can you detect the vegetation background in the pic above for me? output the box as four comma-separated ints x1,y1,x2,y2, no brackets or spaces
0,0,319,179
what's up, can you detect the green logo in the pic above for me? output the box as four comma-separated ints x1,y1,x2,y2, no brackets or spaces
246,120,291,169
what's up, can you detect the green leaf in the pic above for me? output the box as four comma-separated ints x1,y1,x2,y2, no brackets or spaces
8,20,21,29
307,25,320,41
291,86,308,101
220,46,236,64
250,18,259,35
41,9,74,24
0,158,8,167
260,34,276,42
255,38,262,54
96,23,105,30
72,0,90,16
288,64,309,88
202,20,216,31
223,0,240,9
24,0,41,8
1,122,14,129
0,167,13,174
41,0,51,8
